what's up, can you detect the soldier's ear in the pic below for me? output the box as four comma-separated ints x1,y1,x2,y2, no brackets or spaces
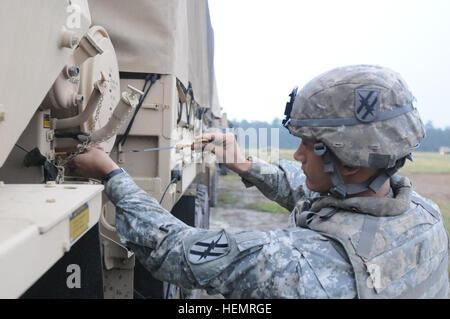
340,165,360,177
330,151,360,177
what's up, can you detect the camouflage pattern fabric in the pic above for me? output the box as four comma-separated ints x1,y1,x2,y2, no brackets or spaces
286,65,426,168
106,156,448,298
240,158,449,298
105,170,357,298
295,178,449,298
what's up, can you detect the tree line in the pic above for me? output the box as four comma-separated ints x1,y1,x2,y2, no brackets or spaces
229,119,450,152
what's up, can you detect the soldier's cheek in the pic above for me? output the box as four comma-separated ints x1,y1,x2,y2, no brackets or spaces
304,176,315,190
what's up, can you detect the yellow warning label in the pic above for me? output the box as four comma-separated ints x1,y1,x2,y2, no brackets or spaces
43,114,51,129
70,203,89,242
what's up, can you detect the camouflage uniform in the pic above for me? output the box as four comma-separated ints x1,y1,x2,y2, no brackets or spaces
106,159,448,299
106,65,449,298
106,168,357,299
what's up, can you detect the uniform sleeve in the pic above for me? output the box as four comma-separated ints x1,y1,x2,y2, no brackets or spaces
104,172,356,298
238,157,318,211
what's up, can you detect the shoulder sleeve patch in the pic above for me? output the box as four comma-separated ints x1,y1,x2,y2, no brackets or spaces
188,230,230,264
183,229,270,286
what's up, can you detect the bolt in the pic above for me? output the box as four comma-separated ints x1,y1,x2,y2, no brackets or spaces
73,94,84,106
67,66,80,78
71,36,80,48
61,30,79,49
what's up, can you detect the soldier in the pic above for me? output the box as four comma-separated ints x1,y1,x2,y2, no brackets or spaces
72,65,449,298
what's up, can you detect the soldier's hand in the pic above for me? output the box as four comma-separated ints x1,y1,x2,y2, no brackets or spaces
196,133,252,173
69,145,119,180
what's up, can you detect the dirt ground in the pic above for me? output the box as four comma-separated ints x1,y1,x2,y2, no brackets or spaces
209,176,290,232
401,173,450,202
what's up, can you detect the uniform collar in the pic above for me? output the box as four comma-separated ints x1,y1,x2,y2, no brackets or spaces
309,175,412,217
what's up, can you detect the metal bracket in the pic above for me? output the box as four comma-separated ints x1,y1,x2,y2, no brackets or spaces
101,234,135,299
101,234,135,270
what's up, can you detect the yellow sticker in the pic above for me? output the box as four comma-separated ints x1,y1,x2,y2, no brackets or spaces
43,114,51,129
70,203,89,242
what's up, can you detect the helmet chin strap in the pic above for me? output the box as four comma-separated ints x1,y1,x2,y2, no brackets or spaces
313,142,408,199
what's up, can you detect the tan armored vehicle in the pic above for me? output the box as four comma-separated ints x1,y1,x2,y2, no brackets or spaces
0,0,223,299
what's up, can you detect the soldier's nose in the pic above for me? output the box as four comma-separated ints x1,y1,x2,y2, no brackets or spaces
294,147,306,163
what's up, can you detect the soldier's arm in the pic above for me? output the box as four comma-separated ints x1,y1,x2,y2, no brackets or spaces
105,172,355,298
199,133,314,211
238,156,316,211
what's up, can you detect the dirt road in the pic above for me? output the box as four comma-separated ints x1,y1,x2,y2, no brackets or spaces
401,173,450,202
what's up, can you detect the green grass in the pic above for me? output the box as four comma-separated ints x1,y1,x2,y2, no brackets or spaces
278,149,296,161
220,174,241,181
247,149,450,175
439,201,450,278
244,201,290,214
243,148,295,162
436,201,450,232
218,193,239,205
399,152,450,174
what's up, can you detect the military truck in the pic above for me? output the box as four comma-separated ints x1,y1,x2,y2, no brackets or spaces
0,0,223,299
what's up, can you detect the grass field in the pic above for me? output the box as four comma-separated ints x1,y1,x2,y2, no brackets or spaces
218,193,239,205
246,149,450,174
244,202,289,214
400,152,450,174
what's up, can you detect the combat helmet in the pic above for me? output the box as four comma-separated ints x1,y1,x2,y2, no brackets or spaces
282,65,425,198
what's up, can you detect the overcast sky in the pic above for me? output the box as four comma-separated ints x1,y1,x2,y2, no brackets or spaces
209,0,450,128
